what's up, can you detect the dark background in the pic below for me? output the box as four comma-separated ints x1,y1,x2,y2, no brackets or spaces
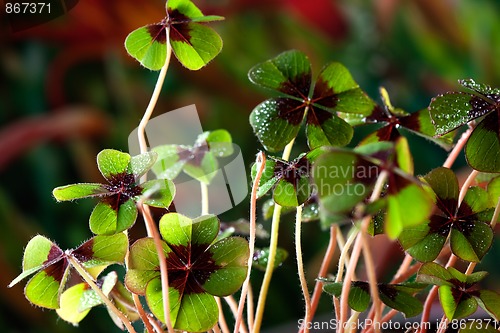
1,0,500,332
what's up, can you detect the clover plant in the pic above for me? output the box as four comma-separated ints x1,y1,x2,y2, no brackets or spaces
8,1,500,333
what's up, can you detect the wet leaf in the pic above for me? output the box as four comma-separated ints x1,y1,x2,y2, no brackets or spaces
253,247,288,271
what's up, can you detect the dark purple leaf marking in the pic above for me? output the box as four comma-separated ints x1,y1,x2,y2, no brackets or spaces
102,172,143,210
378,284,399,301
311,79,338,109
306,106,333,126
72,238,95,263
43,259,69,282
166,243,221,295
275,98,307,126
273,155,311,190
279,72,311,99
43,245,64,265
146,21,168,45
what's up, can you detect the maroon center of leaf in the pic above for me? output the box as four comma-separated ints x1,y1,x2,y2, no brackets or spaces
165,243,220,295
177,143,209,167
168,10,192,43
273,156,310,189
146,21,168,44
103,172,143,210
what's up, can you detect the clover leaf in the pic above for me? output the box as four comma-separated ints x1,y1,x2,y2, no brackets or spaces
56,271,139,328
125,0,223,71
429,79,500,172
313,138,433,238
125,213,249,332
53,149,175,235
8,234,128,309
358,87,454,149
249,50,377,152
151,129,233,184
322,280,426,318
399,167,495,262
251,148,321,207
417,262,500,321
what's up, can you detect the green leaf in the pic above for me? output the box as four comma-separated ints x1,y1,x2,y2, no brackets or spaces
465,112,500,172
273,179,300,207
52,183,108,201
141,179,175,208
96,149,131,181
322,282,371,312
173,293,218,332
55,283,92,324
89,199,138,235
386,182,432,239
398,222,447,262
183,151,218,184
313,62,376,116
417,262,453,286
191,215,220,246
125,24,168,71
424,167,459,209
206,129,233,157
248,49,311,95
249,98,303,152
461,186,494,214
126,238,170,294
74,233,129,269
203,237,249,296
9,236,62,287
170,23,223,71
429,93,475,135
128,151,157,178
253,247,288,271
151,144,186,180
252,158,279,198
477,290,500,321
450,221,493,262
378,285,423,318
146,278,182,326
25,261,70,309
305,112,353,148
159,213,194,247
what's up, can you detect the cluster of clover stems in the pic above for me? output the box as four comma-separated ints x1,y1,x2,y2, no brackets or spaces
10,1,500,332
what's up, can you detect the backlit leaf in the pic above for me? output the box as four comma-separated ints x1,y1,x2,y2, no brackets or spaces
52,183,108,201
465,112,500,172
89,199,138,235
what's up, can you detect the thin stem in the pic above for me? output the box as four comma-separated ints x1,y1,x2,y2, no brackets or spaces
235,152,265,333
68,256,137,333
135,27,174,333
302,224,338,333
132,294,155,333
216,297,231,333
137,37,172,157
339,171,388,333
335,229,358,284
392,255,414,283
201,181,209,215
365,310,398,333
458,170,479,205
141,205,175,333
253,138,296,333
362,234,382,329
491,197,500,229
213,325,222,333
225,296,248,333
147,314,164,333
295,205,312,333
443,125,475,169
247,282,255,333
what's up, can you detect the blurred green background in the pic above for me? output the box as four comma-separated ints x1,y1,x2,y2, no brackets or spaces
1,0,500,332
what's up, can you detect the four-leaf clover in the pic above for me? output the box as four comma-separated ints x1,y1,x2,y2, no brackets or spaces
125,213,249,332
